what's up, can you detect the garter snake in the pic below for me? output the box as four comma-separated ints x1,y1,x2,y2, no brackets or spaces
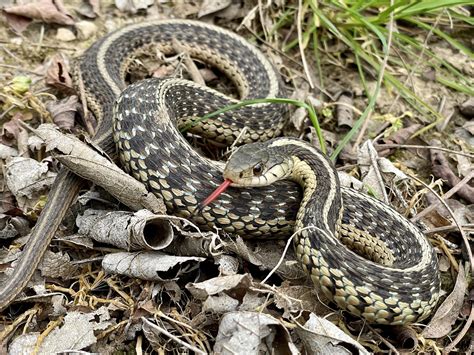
203,138,440,324
0,20,439,324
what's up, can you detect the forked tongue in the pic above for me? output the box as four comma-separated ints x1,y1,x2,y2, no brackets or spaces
200,179,233,207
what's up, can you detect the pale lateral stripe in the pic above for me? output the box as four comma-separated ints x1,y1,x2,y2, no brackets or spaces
269,138,338,235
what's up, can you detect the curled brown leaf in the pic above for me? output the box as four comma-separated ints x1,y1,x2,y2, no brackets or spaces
45,53,74,93
4,0,75,26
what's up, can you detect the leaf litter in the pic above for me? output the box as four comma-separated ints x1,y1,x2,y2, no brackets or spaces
0,1,473,354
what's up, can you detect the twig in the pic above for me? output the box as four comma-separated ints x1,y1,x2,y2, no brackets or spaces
437,238,459,272
75,67,96,136
412,171,474,222
425,224,474,235
141,317,206,355
407,173,473,278
33,316,64,355
0,306,40,343
261,225,319,285
366,324,400,355
0,63,43,75
444,302,474,354
374,143,474,159
172,38,206,86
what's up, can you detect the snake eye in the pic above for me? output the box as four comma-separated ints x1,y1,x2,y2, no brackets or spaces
253,163,263,176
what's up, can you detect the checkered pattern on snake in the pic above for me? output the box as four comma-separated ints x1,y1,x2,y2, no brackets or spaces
78,19,439,324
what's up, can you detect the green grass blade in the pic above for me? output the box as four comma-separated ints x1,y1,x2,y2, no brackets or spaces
180,98,326,154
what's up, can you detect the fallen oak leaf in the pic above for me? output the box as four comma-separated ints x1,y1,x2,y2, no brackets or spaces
30,124,164,213
4,0,74,26
45,53,74,93
296,313,369,354
422,263,467,338
46,96,79,130
198,0,232,18
430,140,474,203
2,12,32,33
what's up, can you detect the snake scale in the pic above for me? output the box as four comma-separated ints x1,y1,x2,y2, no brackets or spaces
0,20,439,324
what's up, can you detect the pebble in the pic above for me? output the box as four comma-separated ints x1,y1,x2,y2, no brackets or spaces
459,97,474,118
75,21,97,40
56,28,76,42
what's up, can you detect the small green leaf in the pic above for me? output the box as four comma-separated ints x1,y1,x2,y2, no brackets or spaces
11,76,32,94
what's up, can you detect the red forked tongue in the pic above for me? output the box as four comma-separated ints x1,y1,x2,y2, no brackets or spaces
201,179,233,207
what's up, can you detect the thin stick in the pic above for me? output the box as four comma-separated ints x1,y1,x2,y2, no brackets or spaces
141,317,206,355
412,171,474,222
407,173,473,277
75,67,95,136
261,225,319,285
425,224,474,235
374,143,474,159
444,302,474,353
172,38,206,86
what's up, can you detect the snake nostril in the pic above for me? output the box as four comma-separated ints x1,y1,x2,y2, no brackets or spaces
239,172,244,178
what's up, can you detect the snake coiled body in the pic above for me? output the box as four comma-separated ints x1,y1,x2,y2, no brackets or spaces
218,139,440,324
0,20,440,324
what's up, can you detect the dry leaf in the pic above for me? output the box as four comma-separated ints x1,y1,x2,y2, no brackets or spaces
459,97,474,118
45,53,73,92
422,264,467,338
76,0,100,18
39,250,77,279
202,293,239,314
198,0,232,17
46,95,78,129
274,283,327,319
384,124,421,145
1,118,21,142
40,308,112,352
115,0,154,14
215,254,239,275
77,209,172,251
34,124,164,212
358,140,409,201
2,11,31,33
88,0,101,15
296,313,369,354
0,143,19,159
455,155,472,178
214,312,298,354
102,251,205,281
336,91,354,128
462,121,474,135
4,0,74,26
186,274,251,300
430,140,474,203
5,157,57,210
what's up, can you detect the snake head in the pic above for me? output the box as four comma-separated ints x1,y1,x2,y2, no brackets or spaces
201,139,293,207
224,140,293,187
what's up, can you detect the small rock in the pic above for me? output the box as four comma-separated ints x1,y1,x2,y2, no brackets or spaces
459,97,474,118
56,28,76,42
10,37,23,45
75,21,97,40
